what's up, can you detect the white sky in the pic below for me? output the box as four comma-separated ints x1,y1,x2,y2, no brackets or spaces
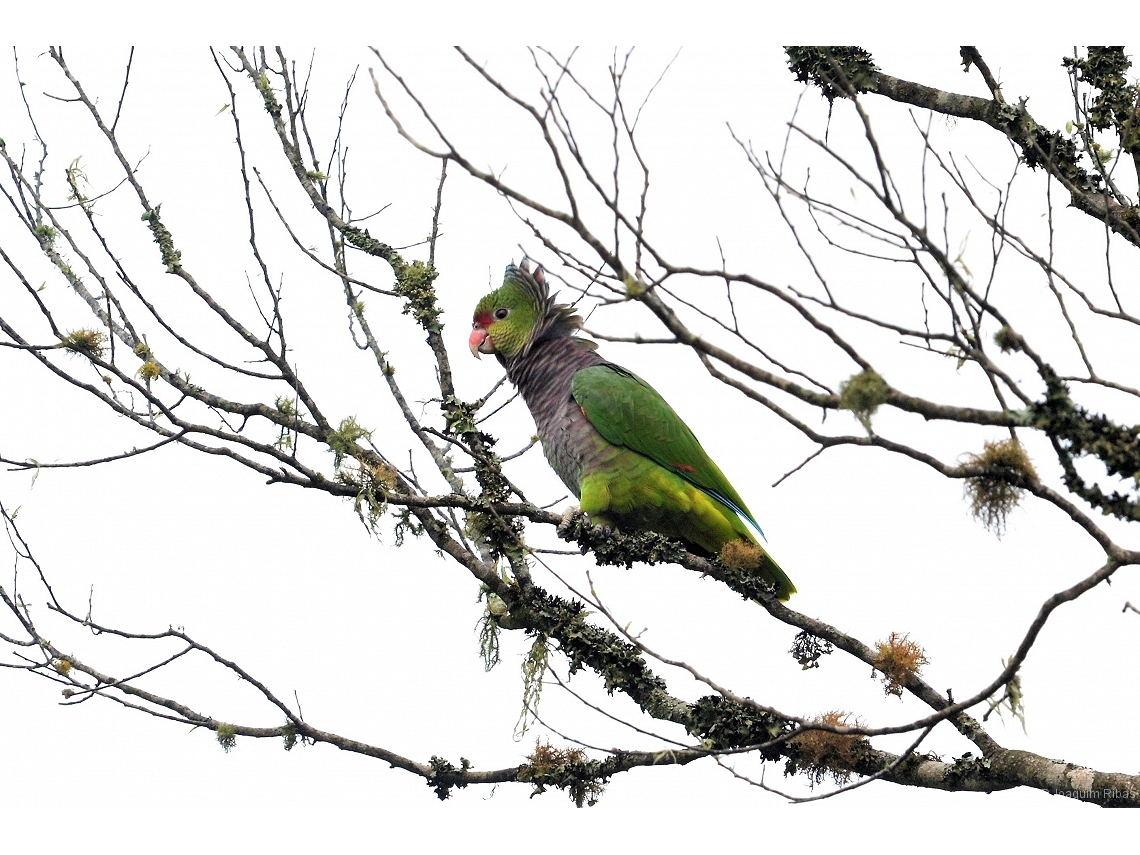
1,44,1137,848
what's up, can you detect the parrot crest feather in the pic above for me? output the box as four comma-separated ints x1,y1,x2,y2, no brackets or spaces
508,259,591,351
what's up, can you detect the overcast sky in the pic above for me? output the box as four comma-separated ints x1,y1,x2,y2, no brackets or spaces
2,44,1137,848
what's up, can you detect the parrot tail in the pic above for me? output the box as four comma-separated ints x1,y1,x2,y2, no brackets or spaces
720,539,796,601
762,551,796,602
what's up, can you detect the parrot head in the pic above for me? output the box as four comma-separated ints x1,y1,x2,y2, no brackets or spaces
470,261,586,364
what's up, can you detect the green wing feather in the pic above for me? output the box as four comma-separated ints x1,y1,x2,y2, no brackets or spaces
571,363,764,538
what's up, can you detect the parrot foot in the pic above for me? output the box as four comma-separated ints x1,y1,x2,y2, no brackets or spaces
556,506,586,538
557,506,619,555
585,524,619,555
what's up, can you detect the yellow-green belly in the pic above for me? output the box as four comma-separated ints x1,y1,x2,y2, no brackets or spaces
578,445,750,554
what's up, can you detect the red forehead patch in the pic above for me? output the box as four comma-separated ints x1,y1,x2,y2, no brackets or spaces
473,309,493,328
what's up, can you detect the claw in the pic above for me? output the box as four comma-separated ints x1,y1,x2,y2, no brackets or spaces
556,505,585,538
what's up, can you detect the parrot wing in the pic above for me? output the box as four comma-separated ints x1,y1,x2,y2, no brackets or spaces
571,363,765,539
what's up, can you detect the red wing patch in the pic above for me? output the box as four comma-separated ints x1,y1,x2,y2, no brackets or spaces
673,463,696,473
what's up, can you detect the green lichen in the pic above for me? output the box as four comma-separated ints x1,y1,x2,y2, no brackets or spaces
1017,128,1100,191
786,46,879,102
335,457,396,533
1063,48,1139,155
515,634,550,737
59,328,107,359
984,655,1027,733
449,413,525,563
137,360,161,382
442,396,478,435
789,630,834,670
274,396,298,451
392,507,425,546
993,325,1024,354
327,418,391,534
476,606,502,672
556,511,689,569
691,694,788,754
838,369,890,433
215,723,237,753
65,157,92,212
623,273,647,298
943,751,993,787
426,755,471,801
514,589,678,724
342,225,396,261
519,741,608,808
326,416,372,466
1030,368,1140,522
140,205,182,273
391,259,442,332
252,69,281,119
34,223,58,248
474,538,809,774
962,438,1037,536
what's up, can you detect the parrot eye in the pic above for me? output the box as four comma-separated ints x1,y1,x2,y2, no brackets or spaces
493,307,509,320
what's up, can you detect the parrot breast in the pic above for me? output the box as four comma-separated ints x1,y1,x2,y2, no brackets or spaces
509,334,607,496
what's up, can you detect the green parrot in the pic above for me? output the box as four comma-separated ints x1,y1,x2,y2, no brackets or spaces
469,261,795,601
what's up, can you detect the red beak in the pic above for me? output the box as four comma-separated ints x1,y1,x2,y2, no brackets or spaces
469,327,492,359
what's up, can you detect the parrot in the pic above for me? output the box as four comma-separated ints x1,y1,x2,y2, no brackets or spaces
469,261,795,601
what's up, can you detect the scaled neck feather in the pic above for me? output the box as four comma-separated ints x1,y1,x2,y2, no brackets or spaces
500,263,598,381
